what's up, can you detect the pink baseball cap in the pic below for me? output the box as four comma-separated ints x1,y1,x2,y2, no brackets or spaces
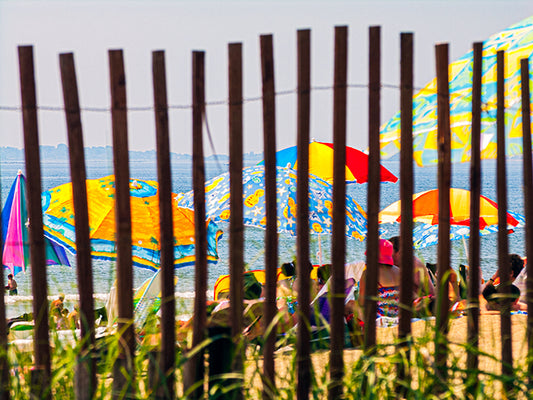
378,239,394,265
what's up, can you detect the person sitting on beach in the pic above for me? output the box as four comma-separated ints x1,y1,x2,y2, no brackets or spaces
50,293,65,317
316,264,331,288
277,261,298,299
5,274,18,296
277,260,318,318
178,273,279,344
388,236,435,298
280,261,296,284
209,272,285,340
482,283,523,312
314,264,332,300
68,304,81,330
482,253,527,311
56,308,70,330
512,257,528,303
311,260,365,327
484,253,524,290
351,239,401,322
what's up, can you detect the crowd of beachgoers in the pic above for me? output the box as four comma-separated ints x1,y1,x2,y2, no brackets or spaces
4,232,528,353
173,236,528,348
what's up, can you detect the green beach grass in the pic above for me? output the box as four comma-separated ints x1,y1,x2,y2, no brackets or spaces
2,312,531,398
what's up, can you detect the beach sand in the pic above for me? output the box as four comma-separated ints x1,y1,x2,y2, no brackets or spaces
246,313,529,397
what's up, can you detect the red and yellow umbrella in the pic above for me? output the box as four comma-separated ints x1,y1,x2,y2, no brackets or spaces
379,188,519,230
260,141,398,184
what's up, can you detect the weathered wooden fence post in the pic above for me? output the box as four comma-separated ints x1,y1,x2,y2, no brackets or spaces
329,25,348,400
397,31,414,390
183,50,208,400
496,50,513,393
228,41,245,400
364,25,381,357
259,33,278,399
466,42,483,391
59,52,97,400
434,43,451,389
152,49,176,400
108,49,135,399
18,45,52,400
296,28,311,400
521,57,533,387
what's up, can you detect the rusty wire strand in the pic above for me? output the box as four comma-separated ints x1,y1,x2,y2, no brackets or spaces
0,83,516,113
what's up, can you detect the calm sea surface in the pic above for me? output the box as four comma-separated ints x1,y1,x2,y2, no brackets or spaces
1,157,528,318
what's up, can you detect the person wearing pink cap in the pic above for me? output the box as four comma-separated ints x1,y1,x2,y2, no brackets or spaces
356,239,401,319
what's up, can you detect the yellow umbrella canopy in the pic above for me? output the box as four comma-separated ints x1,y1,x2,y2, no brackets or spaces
42,175,222,270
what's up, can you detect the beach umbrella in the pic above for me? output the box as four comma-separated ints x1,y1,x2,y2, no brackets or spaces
178,165,368,240
380,189,523,258
259,140,398,184
379,188,519,229
379,188,521,252
41,175,222,271
411,210,524,250
1,170,70,276
379,16,533,166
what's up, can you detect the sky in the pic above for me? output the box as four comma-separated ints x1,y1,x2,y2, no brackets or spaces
1,0,532,156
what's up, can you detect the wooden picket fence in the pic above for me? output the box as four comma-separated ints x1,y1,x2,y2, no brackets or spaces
0,24,532,399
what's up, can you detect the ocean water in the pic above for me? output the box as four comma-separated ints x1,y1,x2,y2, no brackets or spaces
1,157,528,319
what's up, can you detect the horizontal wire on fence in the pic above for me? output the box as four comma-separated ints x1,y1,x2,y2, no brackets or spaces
0,83,521,113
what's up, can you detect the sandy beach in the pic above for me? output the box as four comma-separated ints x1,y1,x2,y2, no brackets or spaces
246,313,530,397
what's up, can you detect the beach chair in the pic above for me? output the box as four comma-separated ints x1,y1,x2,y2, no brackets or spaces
426,263,437,286
9,321,34,340
425,262,461,302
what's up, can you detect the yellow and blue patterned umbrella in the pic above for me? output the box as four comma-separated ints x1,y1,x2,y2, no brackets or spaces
380,16,533,166
178,165,367,240
41,175,222,271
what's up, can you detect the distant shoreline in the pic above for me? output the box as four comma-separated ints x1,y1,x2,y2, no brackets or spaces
0,145,263,164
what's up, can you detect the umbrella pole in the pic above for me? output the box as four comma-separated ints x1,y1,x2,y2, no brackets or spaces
317,234,323,265
462,235,469,265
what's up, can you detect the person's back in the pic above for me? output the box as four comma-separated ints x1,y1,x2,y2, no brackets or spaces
388,236,435,298
376,263,401,318
483,283,522,312
358,239,401,319
377,263,401,287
